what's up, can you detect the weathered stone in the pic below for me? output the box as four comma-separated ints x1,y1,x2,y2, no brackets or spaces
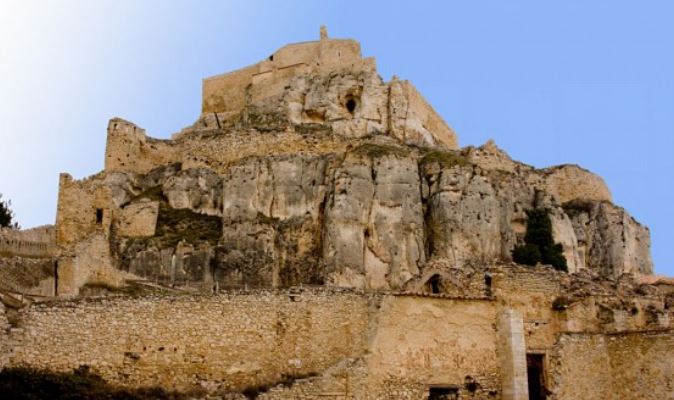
117,200,158,237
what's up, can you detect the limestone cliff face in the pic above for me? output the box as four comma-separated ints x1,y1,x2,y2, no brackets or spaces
89,137,652,292
54,32,653,295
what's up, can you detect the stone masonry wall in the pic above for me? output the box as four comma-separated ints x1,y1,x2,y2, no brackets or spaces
10,290,370,393
366,296,500,399
0,226,56,258
550,331,674,400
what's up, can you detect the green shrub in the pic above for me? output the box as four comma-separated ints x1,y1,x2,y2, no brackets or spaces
512,208,567,271
0,193,19,229
512,243,541,266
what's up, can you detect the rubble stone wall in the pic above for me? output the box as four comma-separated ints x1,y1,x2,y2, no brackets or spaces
9,290,371,393
0,256,55,296
550,331,674,400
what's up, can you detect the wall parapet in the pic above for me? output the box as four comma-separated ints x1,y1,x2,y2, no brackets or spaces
0,226,56,258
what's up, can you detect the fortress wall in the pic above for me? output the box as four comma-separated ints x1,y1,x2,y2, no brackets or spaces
549,334,613,400
104,118,176,174
56,233,130,297
202,39,364,115
202,64,258,114
401,80,458,149
606,331,674,400
492,268,564,353
9,290,371,392
550,331,674,400
7,292,504,397
55,173,112,247
0,226,56,258
366,296,500,398
0,256,55,296
0,302,10,368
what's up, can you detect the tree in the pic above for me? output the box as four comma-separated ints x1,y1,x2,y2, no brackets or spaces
512,208,567,271
0,194,19,229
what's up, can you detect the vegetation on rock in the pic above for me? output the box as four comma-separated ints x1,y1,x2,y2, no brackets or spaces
420,150,469,168
0,193,19,229
512,208,567,271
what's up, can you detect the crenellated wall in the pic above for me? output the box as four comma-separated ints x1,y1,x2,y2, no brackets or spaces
0,226,56,258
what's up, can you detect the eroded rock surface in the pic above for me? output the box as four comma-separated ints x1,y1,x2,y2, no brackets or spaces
97,139,652,291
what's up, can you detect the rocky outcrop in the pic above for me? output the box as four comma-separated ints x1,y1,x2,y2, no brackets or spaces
563,200,652,277
53,32,654,295
99,139,652,292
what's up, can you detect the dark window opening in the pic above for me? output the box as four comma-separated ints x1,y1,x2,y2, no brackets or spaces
96,209,103,224
485,274,492,297
427,274,442,294
269,54,274,61
53,260,58,296
428,386,459,400
527,354,548,400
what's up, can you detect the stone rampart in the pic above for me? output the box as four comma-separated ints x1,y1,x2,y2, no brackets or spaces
550,331,674,400
10,290,370,393
0,226,56,258
4,287,673,398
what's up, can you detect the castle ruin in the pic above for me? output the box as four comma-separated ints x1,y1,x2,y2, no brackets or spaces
1,28,672,400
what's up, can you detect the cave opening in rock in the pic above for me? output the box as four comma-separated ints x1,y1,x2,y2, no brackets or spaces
95,209,103,224
426,274,442,294
345,96,357,114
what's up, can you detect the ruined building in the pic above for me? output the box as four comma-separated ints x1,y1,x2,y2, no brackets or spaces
1,29,672,399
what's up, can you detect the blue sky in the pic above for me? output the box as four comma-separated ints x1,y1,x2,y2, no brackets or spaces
1,1,672,275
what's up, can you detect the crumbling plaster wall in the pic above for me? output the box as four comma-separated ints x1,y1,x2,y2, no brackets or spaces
366,296,500,399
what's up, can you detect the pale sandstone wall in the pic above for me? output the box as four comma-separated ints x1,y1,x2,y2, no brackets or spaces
0,226,56,258
55,173,113,247
56,233,134,296
549,334,613,400
104,118,176,174
10,290,370,393
396,80,458,149
0,256,55,296
606,331,674,400
5,288,672,398
366,296,499,398
550,331,674,400
55,172,138,295
492,268,564,352
202,38,363,115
